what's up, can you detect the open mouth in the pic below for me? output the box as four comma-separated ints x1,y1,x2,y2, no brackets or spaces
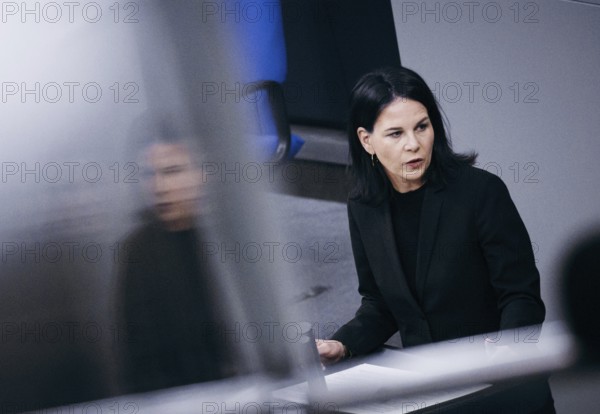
405,158,424,169
156,202,174,213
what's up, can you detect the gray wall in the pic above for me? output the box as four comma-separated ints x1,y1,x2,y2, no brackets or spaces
391,0,600,320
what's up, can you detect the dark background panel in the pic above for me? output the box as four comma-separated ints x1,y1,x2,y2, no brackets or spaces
281,0,401,128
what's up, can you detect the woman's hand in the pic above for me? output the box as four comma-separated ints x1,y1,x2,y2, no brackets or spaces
316,339,347,366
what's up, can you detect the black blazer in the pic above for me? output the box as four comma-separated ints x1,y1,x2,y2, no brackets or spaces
332,166,545,355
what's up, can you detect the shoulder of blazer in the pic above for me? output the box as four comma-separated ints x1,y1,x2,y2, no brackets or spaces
346,196,394,247
444,164,506,192
346,164,504,210
347,195,386,222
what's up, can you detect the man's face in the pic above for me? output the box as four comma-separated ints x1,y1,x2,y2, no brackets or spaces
144,142,202,231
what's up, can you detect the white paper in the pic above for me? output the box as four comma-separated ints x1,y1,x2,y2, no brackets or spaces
273,363,490,413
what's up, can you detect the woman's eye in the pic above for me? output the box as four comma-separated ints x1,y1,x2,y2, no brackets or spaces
417,123,429,132
388,131,402,138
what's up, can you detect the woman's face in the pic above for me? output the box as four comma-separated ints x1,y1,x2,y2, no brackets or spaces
144,142,202,231
357,98,434,193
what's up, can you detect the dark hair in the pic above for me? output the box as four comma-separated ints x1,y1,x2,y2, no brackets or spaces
348,66,476,204
128,112,192,153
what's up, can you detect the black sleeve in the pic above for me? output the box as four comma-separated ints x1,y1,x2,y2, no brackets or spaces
114,236,166,393
476,173,545,330
331,204,398,356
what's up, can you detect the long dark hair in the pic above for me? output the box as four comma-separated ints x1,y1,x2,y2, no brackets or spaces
348,66,477,204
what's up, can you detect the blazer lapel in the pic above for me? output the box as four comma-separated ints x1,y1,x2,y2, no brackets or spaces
415,182,445,301
364,200,424,316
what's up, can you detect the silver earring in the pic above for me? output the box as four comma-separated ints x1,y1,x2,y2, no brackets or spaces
371,153,377,167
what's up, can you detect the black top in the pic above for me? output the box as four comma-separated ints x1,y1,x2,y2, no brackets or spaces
389,184,427,301
117,220,230,393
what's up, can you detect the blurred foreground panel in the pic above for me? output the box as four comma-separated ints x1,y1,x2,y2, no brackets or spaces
0,0,314,409
0,2,148,406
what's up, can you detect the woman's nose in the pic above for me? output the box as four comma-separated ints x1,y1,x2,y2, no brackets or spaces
153,173,168,195
404,132,420,151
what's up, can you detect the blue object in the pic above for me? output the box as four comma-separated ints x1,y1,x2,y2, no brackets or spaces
224,0,302,159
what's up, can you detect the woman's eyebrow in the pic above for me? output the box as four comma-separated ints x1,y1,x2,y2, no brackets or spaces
383,126,403,133
415,116,430,125
383,116,430,133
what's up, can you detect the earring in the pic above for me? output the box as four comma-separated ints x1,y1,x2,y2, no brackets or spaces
371,153,377,167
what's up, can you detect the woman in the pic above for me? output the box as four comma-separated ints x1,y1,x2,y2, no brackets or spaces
116,118,236,393
317,67,554,412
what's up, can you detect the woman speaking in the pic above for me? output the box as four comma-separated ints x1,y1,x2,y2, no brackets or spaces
317,66,554,412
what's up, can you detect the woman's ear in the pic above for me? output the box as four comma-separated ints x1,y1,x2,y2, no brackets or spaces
357,127,373,155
